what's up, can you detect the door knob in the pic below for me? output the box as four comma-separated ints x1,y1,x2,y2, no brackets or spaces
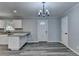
65,33,68,34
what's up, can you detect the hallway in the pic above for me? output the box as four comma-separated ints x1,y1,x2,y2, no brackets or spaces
0,42,78,56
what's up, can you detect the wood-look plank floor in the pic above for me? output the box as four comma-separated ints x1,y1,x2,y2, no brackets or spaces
0,42,78,56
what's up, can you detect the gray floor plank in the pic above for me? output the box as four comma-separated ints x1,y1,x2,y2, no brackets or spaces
0,42,78,56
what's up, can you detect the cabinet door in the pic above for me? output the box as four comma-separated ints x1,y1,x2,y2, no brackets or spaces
0,20,5,28
13,20,22,28
0,35,8,45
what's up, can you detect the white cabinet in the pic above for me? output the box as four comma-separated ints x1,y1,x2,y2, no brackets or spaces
0,35,8,45
13,20,22,28
0,19,22,29
0,20,5,28
8,33,27,50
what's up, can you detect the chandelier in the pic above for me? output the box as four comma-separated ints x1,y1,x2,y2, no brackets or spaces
38,2,50,17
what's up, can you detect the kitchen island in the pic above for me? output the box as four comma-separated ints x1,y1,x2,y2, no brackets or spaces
8,32,30,50
0,32,30,50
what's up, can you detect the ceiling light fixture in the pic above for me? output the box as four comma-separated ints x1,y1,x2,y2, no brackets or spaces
38,2,49,17
13,10,17,13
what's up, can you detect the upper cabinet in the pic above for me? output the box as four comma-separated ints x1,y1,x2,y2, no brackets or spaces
0,19,22,29
0,20,5,29
12,19,22,29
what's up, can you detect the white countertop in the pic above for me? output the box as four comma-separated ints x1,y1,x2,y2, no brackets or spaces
0,32,30,37
8,32,30,36
13,33,27,36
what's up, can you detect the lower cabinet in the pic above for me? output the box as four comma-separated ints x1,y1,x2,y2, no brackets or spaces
8,36,27,50
0,35,8,45
0,34,27,50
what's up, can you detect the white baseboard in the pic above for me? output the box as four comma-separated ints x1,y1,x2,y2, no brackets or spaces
27,41,61,43
60,42,79,55
67,46,79,55
48,41,61,42
27,41,39,43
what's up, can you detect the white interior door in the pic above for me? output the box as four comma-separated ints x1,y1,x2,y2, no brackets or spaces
37,20,48,41
61,16,68,46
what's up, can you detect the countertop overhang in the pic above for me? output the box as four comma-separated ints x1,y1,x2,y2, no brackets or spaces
0,32,30,36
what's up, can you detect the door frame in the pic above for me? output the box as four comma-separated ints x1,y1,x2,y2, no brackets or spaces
61,16,68,46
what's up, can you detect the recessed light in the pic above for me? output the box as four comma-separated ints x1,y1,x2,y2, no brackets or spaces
13,10,17,13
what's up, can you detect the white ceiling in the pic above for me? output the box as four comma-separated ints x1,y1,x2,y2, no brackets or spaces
0,2,78,18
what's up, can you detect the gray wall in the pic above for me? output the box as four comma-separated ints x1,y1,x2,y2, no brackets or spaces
22,18,61,42
22,19,37,42
48,18,61,42
62,3,79,51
